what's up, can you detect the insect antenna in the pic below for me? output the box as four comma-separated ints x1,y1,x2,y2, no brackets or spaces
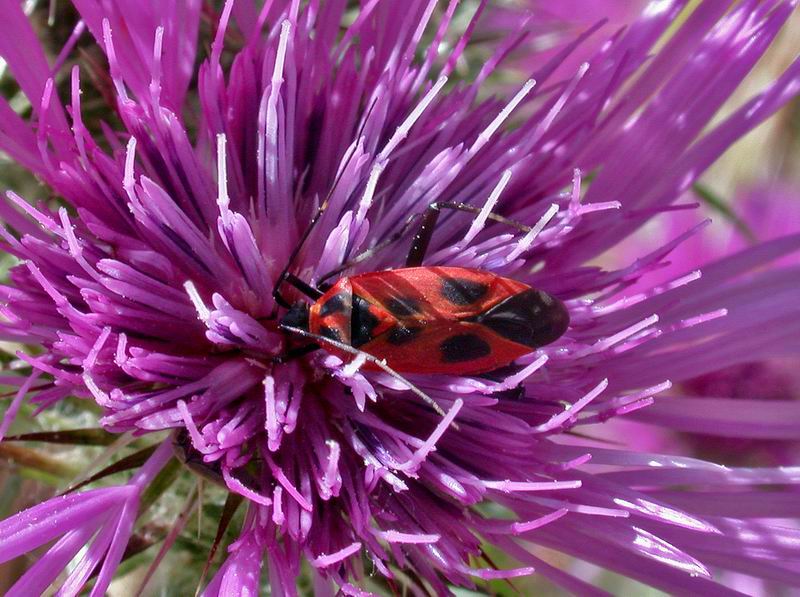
272,198,330,308
280,324,449,418
273,98,383,309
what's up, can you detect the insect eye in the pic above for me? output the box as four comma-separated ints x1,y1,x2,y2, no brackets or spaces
280,302,310,330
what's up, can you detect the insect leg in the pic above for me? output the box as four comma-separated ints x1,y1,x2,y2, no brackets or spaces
273,343,320,364
273,102,383,309
283,273,323,301
406,202,533,267
280,324,448,418
316,211,426,285
272,200,330,308
317,202,535,281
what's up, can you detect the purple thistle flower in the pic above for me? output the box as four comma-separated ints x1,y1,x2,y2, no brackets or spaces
0,1,799,594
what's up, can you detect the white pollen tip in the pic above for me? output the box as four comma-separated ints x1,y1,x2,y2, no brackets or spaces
153,26,164,60
506,203,558,262
342,353,368,377
378,76,448,162
184,280,210,322
357,163,384,220
272,20,292,86
123,137,137,191
461,170,513,246
471,79,536,154
216,133,229,209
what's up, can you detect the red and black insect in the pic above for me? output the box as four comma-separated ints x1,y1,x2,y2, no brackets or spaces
274,202,570,377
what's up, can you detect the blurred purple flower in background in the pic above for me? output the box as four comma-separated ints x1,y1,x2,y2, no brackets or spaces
477,0,647,78
602,182,800,469
0,0,799,594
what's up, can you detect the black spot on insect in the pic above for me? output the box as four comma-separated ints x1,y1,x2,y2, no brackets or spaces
351,294,380,348
441,277,489,306
319,293,349,316
319,325,343,342
386,325,421,345
475,288,570,348
439,333,491,363
386,297,421,317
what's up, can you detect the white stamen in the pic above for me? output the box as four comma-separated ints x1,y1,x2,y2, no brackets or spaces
263,21,292,188
115,333,128,366
210,0,235,67
577,200,621,215
176,399,208,452
322,439,341,496
571,169,582,201
397,399,463,472
341,353,368,377
619,381,673,407
216,133,229,210
153,26,164,62
578,315,660,357
355,163,384,224
595,271,702,315
266,455,312,511
483,479,582,492
534,497,629,517
669,270,703,290
535,378,609,432
679,308,727,329
378,75,448,162
6,191,57,232
83,373,112,407
510,509,569,534
84,326,112,370
101,19,128,101
264,375,281,451
488,354,549,392
535,63,589,138
150,26,164,98
272,21,292,87
222,468,272,506
184,280,210,322
311,542,362,569
379,531,440,544
123,137,137,196
460,169,512,246
272,486,284,525
283,385,303,434
505,203,558,262
470,79,535,155
59,208,101,280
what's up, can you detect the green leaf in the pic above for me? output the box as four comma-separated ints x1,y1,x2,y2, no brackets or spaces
61,444,160,494
139,456,183,514
4,427,118,446
692,183,756,242
0,443,80,478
